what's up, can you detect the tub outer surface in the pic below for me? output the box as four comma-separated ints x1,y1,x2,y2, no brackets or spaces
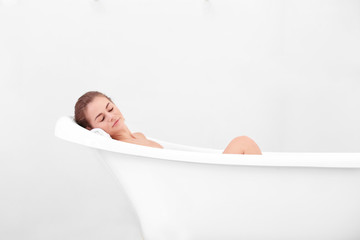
55,116,360,240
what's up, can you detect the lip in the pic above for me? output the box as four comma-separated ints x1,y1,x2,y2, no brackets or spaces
113,119,120,127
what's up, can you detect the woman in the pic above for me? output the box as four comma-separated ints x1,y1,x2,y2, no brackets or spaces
75,91,262,154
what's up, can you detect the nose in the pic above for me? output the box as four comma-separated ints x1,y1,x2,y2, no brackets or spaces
106,112,116,122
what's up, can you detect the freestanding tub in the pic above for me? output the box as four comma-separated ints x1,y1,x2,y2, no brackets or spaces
55,116,360,240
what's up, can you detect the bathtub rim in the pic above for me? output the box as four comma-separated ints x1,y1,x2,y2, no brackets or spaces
55,116,360,168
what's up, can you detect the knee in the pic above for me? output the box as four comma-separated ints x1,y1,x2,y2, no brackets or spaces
224,135,261,155
232,136,261,155
232,136,253,144
232,136,258,149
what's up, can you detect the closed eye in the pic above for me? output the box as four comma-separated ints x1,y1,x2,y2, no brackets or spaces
109,107,113,112
99,115,105,122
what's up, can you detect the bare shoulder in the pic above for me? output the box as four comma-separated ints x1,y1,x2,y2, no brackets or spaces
123,132,163,149
134,132,164,149
133,132,146,139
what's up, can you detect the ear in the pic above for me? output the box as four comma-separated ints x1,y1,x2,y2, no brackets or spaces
86,126,91,130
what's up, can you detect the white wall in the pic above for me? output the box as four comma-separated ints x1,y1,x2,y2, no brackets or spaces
1,0,359,239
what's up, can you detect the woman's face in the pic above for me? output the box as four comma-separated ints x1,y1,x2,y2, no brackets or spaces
84,96,125,136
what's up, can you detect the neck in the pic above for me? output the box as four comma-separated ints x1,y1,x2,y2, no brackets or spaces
111,124,136,141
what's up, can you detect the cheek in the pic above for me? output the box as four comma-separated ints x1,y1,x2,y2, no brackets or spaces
100,122,109,129
115,108,122,115
92,121,104,129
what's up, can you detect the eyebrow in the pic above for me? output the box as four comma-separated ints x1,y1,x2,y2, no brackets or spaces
94,102,110,121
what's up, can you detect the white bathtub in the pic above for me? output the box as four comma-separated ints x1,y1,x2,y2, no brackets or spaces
55,116,360,240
